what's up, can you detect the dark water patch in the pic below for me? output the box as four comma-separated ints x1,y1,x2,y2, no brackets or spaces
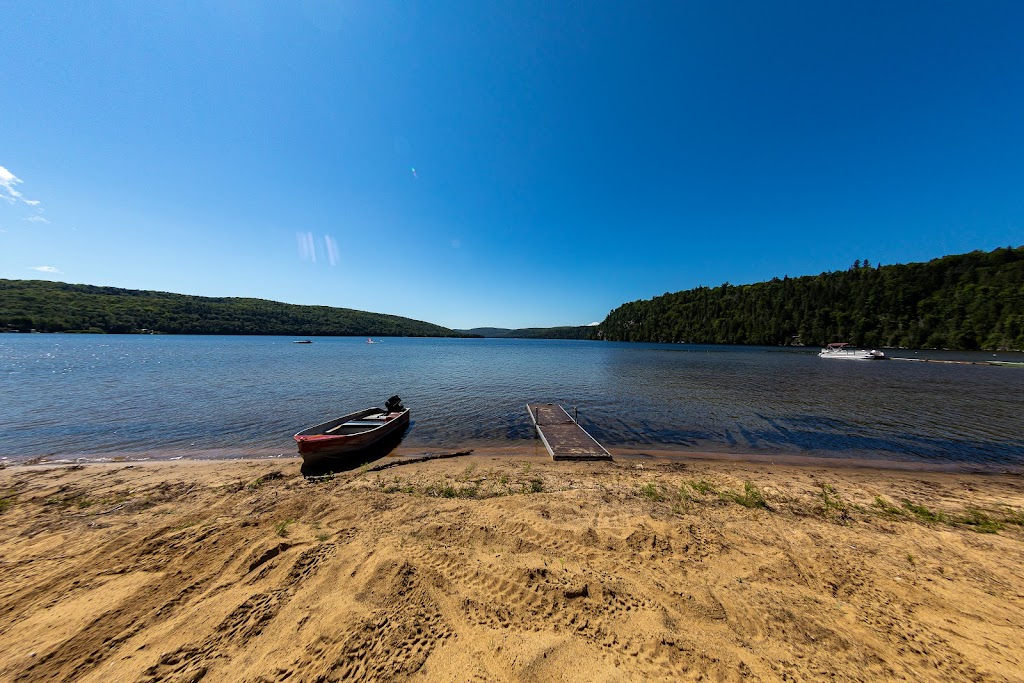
743,417,1024,466
584,416,709,447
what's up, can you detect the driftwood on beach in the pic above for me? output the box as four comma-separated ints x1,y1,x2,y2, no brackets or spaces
366,449,475,471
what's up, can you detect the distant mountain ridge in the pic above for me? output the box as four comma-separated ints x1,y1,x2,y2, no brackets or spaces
0,280,473,337
456,326,595,340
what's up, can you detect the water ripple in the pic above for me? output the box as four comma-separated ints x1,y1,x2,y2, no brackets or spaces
1,335,1022,467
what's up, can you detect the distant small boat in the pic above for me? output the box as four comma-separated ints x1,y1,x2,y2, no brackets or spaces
818,343,887,360
366,338,378,344
294,396,409,466
293,340,313,344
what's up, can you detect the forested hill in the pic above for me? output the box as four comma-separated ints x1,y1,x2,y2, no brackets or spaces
598,247,1024,351
0,280,472,337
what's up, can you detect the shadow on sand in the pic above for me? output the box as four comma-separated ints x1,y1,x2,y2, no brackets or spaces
299,426,410,478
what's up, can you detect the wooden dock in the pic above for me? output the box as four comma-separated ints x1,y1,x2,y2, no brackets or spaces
526,403,612,461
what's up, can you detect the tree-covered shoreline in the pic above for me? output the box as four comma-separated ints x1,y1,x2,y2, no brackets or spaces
0,280,474,337
598,247,1024,351
5,246,1022,349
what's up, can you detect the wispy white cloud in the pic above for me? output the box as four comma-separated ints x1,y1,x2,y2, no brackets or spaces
1,166,49,226
30,265,61,273
297,231,316,262
324,234,339,266
0,167,23,204
0,165,38,206
298,232,342,266
587,321,601,326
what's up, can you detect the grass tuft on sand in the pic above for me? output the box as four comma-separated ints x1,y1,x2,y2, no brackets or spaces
722,481,770,510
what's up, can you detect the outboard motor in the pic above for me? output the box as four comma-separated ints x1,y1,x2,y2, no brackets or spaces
384,395,404,413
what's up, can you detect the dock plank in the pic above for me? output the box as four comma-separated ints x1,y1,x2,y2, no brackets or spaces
526,403,612,461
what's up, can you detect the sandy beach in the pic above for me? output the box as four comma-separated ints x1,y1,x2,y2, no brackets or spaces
1,451,1023,682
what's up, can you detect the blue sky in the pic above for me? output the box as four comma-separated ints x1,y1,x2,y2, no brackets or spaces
1,1,1022,329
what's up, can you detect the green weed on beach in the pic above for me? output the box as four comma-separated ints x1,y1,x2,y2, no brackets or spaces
1001,507,1024,526
722,481,770,510
523,478,544,494
639,482,665,502
425,480,479,499
687,479,718,495
247,470,284,490
817,483,850,523
886,498,1016,534
872,495,903,516
901,500,947,524
955,508,1002,534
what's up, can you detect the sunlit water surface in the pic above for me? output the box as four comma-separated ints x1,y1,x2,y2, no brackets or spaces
2,335,1022,469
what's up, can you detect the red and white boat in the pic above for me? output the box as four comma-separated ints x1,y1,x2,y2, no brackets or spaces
294,396,409,467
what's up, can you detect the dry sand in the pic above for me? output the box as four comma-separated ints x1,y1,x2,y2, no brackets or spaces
1,451,1023,682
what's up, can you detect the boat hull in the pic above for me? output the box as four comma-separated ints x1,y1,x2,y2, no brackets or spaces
818,352,884,360
818,347,887,360
294,408,410,467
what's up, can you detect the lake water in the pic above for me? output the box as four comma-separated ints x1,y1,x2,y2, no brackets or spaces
2,335,1023,470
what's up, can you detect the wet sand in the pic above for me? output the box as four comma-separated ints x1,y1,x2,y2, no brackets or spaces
1,452,1023,682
